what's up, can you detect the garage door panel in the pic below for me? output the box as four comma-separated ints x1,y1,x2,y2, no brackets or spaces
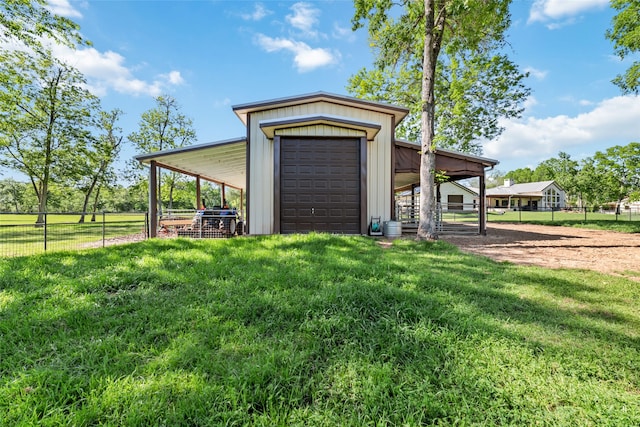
313,194,329,204
280,138,361,234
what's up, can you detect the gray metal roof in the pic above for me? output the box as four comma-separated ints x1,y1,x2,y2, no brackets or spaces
135,137,247,189
486,180,557,196
233,91,409,126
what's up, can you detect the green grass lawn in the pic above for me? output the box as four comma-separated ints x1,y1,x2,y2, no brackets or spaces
1,234,639,425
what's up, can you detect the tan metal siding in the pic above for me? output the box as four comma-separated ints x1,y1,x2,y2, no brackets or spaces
275,125,365,138
248,100,396,235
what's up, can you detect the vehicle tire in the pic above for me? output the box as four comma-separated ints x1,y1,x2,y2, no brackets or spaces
236,221,244,235
227,218,236,236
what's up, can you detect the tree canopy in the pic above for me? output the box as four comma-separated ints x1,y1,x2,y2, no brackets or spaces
606,0,640,94
0,49,100,222
501,143,640,208
128,95,197,215
352,0,528,239
0,0,87,53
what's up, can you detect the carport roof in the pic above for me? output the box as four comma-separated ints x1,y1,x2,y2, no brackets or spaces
135,137,246,190
394,140,499,190
135,137,500,193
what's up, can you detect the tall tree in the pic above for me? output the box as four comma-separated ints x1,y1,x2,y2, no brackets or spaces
574,157,605,208
606,0,640,94
505,167,535,184
0,0,86,51
128,95,197,216
592,142,640,210
0,50,100,223
352,0,527,239
533,151,579,202
0,178,34,212
75,109,125,223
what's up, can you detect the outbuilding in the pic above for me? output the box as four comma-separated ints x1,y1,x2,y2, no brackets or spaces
136,92,498,236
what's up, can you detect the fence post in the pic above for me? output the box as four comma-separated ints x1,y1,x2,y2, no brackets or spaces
551,207,554,222
102,211,106,247
43,212,47,252
519,208,522,222
584,206,587,222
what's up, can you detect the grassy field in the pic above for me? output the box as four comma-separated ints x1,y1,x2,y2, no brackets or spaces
0,213,147,225
1,234,638,425
0,213,147,257
488,210,640,233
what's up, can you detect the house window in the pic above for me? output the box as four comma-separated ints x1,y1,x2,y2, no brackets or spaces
544,188,561,208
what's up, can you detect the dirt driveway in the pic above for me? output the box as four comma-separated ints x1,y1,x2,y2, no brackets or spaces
440,222,640,277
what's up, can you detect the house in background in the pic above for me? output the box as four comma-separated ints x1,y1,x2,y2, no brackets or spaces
439,181,478,211
486,179,565,210
396,181,478,212
136,92,499,236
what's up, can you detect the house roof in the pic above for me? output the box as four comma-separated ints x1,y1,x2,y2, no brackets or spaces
447,181,479,196
486,180,558,197
233,91,410,126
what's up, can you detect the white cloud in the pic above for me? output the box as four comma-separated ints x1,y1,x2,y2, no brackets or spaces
255,34,338,72
161,70,185,85
240,3,271,21
523,96,539,110
528,0,609,26
51,44,183,97
332,23,356,42
286,2,321,38
46,0,83,19
524,66,548,80
484,96,640,166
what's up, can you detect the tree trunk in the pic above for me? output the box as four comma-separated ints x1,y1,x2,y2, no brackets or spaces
90,185,102,222
36,180,47,225
417,0,439,241
78,182,95,223
79,161,106,223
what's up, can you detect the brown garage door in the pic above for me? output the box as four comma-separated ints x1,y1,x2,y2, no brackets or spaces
447,194,463,211
280,138,360,234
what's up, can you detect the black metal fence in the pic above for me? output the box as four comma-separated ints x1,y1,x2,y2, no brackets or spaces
486,206,640,223
0,212,148,258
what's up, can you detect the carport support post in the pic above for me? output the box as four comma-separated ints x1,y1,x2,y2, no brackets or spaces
479,174,487,235
221,183,226,206
196,177,201,209
149,160,158,238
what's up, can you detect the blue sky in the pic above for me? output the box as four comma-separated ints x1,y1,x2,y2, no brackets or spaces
36,0,640,177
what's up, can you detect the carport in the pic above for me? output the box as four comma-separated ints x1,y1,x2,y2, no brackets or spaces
394,140,499,235
135,137,247,238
